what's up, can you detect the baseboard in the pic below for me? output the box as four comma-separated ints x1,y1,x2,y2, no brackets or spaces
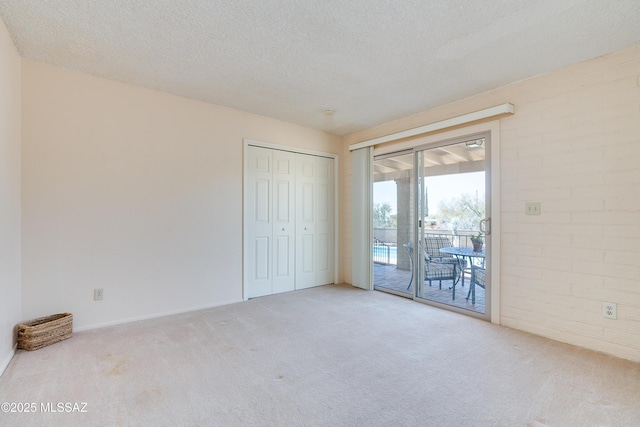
73,300,241,332
0,344,17,378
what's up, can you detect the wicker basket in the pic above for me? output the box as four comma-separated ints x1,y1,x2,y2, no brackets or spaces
17,313,73,351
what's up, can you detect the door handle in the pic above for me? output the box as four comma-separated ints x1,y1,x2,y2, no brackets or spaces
479,218,490,235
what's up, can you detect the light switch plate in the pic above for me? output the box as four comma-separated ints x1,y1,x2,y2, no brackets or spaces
525,202,541,215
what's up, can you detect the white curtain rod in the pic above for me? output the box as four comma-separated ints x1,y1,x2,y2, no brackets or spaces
348,103,514,151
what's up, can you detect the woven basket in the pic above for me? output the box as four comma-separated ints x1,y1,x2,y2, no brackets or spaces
17,313,73,351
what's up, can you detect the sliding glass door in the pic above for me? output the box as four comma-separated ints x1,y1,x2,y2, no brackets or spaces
373,134,491,319
415,135,489,317
372,151,414,297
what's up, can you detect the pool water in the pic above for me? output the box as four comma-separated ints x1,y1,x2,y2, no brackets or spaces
373,246,398,264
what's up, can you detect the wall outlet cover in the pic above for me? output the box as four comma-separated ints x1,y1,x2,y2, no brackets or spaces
602,302,617,319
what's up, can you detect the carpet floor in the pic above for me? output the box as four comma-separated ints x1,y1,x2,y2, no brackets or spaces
1,284,639,426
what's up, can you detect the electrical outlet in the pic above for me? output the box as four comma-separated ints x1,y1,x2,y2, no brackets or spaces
602,302,616,319
525,202,541,215
94,288,104,301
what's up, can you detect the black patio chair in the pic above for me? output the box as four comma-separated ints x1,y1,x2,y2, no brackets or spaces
467,265,486,304
403,242,459,299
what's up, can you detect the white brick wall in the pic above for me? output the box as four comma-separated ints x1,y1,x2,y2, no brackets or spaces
342,44,640,362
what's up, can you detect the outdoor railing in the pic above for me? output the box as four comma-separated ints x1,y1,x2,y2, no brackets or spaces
373,237,392,265
424,231,477,248
373,230,481,266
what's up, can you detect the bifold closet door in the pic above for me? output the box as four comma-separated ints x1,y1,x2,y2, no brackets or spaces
295,154,334,290
246,147,296,298
295,154,316,290
246,146,273,298
271,150,296,294
315,155,334,286
246,146,334,298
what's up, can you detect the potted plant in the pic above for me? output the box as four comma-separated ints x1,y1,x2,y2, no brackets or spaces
471,233,484,252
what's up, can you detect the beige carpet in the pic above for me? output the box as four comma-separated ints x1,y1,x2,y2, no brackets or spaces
1,284,639,426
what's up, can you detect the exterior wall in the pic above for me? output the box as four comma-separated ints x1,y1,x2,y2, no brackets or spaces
373,228,397,244
0,16,21,374
342,44,640,362
21,59,342,331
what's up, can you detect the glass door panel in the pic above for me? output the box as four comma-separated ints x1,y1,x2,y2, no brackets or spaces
372,151,414,297
416,137,489,316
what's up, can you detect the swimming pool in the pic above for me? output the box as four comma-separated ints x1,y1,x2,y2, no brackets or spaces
373,245,398,265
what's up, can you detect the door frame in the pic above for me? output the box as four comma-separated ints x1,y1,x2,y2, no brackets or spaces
242,139,340,301
413,131,491,321
373,120,501,324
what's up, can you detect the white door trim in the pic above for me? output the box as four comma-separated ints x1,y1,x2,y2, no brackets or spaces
349,103,513,151
371,121,501,325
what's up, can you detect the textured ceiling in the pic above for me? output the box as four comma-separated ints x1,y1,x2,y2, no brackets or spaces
1,0,640,135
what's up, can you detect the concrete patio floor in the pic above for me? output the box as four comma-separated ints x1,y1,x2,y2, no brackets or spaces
373,262,485,314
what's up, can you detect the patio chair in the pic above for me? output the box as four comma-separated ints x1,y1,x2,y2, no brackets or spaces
467,265,486,304
425,235,468,273
403,243,459,299
403,243,415,289
424,235,457,263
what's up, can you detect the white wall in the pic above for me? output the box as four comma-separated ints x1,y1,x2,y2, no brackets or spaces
21,60,342,330
0,16,21,374
343,44,640,362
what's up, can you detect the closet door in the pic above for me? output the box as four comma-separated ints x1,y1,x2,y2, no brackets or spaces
295,153,316,290
271,150,296,294
315,156,334,286
246,146,273,298
245,144,335,298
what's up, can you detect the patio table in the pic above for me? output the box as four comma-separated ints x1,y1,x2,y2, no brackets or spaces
439,247,485,288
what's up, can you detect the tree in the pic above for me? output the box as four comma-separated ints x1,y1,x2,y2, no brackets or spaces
373,202,397,228
435,193,485,233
